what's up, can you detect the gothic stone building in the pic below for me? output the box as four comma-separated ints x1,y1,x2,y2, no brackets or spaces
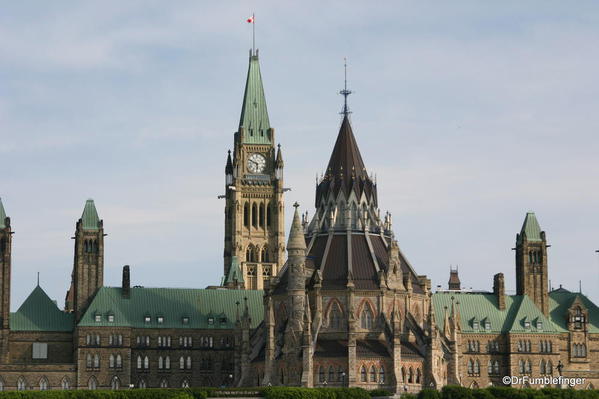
0,49,597,392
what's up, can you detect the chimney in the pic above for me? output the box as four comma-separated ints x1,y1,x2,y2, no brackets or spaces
122,265,130,299
493,273,505,310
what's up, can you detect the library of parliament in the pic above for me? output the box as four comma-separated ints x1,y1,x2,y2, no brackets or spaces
0,48,597,392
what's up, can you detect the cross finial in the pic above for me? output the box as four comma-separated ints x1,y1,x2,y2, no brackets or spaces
293,202,300,209
339,57,352,116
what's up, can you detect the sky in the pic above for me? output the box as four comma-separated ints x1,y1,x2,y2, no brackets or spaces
1,1,598,310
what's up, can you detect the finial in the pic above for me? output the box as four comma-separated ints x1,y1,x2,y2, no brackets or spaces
228,149,231,155
293,202,300,209
339,57,352,116
37,272,40,286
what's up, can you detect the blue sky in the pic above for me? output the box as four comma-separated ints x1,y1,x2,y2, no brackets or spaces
1,1,598,309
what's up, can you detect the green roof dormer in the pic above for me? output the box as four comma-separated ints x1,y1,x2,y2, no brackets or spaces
239,51,271,145
81,199,101,231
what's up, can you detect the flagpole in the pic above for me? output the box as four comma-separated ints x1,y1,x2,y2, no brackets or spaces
252,13,255,55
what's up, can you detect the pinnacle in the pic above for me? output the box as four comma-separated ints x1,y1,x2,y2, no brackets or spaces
287,204,306,251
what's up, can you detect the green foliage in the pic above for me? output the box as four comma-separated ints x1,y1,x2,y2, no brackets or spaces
442,385,474,399
263,387,369,399
418,388,441,399
369,389,392,397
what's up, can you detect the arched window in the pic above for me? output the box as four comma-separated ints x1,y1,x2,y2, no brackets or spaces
338,367,344,383
158,356,163,369
468,359,474,375
244,203,249,227
39,377,48,391
93,354,100,368
526,360,532,374
328,366,335,382
360,365,367,382
540,360,546,374
259,203,265,228
111,376,120,390
370,366,376,382
160,379,168,388
143,356,149,369
87,354,92,368
319,366,325,383
379,366,385,383
548,341,552,352
252,203,258,228
401,367,406,383
17,377,26,391
116,354,122,368
330,303,342,329
118,335,122,346
361,304,373,329
136,356,142,369
487,360,493,375
519,359,524,374
165,356,170,370
95,335,100,345
416,368,422,383
186,356,192,369
547,361,553,375
494,361,499,375
61,377,70,390
408,367,414,383
88,376,97,390
261,247,269,262
179,356,185,369
267,203,272,227
529,251,533,263
138,379,146,389
109,354,115,368
86,334,91,345
474,360,480,375
181,379,189,388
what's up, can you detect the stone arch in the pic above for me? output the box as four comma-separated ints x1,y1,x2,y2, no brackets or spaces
87,376,97,390
243,203,250,227
61,376,70,390
17,376,27,391
251,203,258,228
356,297,377,318
111,376,120,390
39,376,49,391
470,381,479,388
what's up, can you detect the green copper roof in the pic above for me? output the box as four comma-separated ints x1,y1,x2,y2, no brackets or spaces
0,198,6,228
225,256,243,285
433,292,558,334
518,212,542,243
81,199,100,230
79,287,264,329
10,285,74,332
239,54,271,144
549,290,599,333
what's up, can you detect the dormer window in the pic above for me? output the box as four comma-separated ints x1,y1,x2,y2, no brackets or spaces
484,321,491,331
524,320,531,329
157,316,164,324
472,320,479,330
182,316,189,325
208,317,214,325
108,314,114,323
95,314,101,323
220,317,227,325
536,321,543,331
144,315,151,323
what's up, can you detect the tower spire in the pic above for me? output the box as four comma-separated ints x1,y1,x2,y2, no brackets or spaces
339,58,352,116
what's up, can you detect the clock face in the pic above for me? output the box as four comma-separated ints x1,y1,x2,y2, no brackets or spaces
247,153,266,173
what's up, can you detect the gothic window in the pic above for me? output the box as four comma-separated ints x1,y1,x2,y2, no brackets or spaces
179,356,185,369
109,354,115,368
87,354,93,368
379,366,385,383
330,303,342,329
493,360,499,375
487,360,493,375
181,379,189,388
136,356,142,369
259,203,265,228
369,366,376,382
519,359,524,374
17,377,26,391
401,367,406,383
328,366,335,382
416,368,422,383
473,361,480,376
165,356,170,369
252,203,258,228
528,251,533,263
61,377,70,390
95,335,100,345
525,360,532,374
547,361,553,375
93,354,100,368
86,334,91,345
39,377,48,391
338,367,344,382
138,379,146,389
87,376,97,390
468,359,473,375
116,354,122,368
319,366,325,383
540,360,546,374
267,203,272,227
143,356,149,369
111,376,120,390
361,304,373,329
187,356,192,369
158,356,164,369
408,367,414,383
160,379,168,388
244,203,249,227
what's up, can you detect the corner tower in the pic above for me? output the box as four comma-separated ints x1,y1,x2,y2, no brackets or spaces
66,199,104,321
515,211,549,316
0,199,12,362
223,49,285,290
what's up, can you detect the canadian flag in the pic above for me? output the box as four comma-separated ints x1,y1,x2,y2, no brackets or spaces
247,15,254,23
